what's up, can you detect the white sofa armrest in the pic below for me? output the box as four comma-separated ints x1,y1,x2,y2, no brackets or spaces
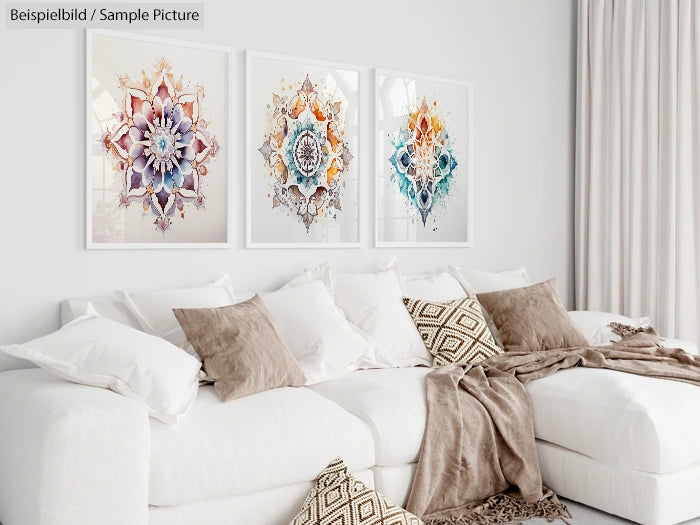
0,369,149,525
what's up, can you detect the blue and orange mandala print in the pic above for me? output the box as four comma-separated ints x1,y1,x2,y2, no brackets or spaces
388,97,457,226
258,75,353,232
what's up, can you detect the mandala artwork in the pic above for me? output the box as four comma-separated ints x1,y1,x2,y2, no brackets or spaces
388,97,457,226
100,59,220,233
258,75,353,232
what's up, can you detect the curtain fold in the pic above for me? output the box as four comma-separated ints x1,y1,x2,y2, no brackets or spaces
576,0,700,344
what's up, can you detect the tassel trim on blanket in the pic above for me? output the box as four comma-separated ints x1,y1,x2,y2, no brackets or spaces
608,322,647,339
422,489,571,525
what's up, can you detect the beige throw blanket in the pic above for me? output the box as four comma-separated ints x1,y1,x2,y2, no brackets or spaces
406,344,700,524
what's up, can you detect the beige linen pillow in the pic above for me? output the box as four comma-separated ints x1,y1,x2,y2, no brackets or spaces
476,278,587,353
402,297,502,367
173,295,306,402
290,458,423,525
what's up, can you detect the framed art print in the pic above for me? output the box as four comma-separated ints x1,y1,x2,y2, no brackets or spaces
375,69,473,247
87,30,231,248
247,51,361,248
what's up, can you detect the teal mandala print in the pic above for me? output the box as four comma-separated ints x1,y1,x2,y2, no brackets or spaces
389,97,457,226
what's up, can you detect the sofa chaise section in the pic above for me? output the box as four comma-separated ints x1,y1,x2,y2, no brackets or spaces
527,367,700,525
526,367,700,474
537,441,700,525
309,364,700,525
0,368,149,525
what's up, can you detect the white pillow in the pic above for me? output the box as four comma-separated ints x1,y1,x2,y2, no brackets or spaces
0,353,36,373
661,337,699,356
448,266,532,295
260,280,375,384
400,269,508,349
231,263,332,305
61,296,142,329
332,262,430,367
118,275,235,359
282,262,334,298
0,305,201,424
567,311,698,354
567,311,651,346
402,272,467,301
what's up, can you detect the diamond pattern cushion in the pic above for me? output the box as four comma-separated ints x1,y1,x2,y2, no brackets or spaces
290,458,423,525
402,296,502,367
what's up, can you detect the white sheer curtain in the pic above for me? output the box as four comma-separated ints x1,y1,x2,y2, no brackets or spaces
575,0,700,344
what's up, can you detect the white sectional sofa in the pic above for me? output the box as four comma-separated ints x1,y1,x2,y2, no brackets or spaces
1,335,698,525
0,276,699,525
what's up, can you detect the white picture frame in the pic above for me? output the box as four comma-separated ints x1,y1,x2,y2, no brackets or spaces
374,69,474,248
86,30,232,249
246,50,363,248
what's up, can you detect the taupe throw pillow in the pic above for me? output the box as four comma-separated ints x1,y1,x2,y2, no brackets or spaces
290,458,423,525
173,295,306,402
476,278,587,353
402,297,502,367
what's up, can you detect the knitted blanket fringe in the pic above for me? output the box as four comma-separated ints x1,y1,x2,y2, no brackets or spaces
608,321,648,338
422,490,571,525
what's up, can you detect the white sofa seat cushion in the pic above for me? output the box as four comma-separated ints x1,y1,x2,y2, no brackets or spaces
310,368,431,467
149,470,375,525
149,385,375,507
526,367,700,474
371,464,417,510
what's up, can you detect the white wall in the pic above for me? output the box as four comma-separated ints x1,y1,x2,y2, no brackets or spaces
0,0,577,343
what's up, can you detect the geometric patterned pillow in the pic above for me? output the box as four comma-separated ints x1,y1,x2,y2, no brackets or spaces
290,458,423,525
402,296,502,367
